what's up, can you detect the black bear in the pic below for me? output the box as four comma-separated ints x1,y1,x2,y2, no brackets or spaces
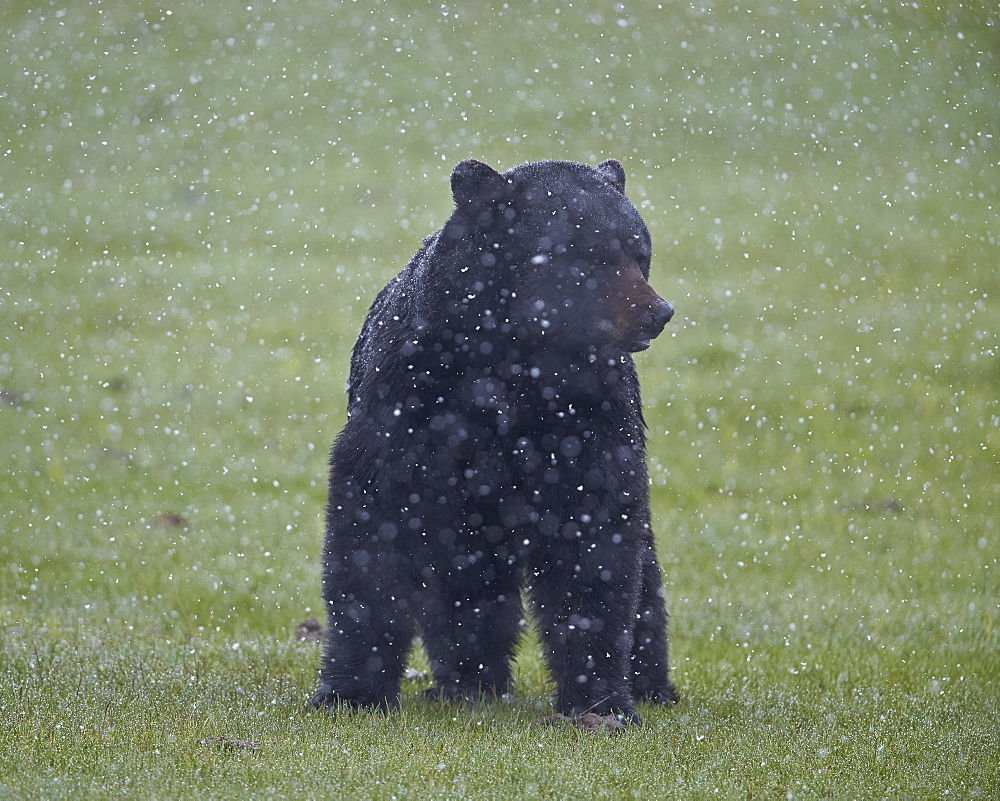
313,158,677,725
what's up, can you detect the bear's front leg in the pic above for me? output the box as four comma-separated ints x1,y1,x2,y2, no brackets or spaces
529,537,643,725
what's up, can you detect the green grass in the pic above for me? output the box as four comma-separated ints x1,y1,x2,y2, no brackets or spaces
1,1,998,797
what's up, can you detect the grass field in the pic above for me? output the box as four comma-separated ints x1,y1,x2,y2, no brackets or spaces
2,1,998,797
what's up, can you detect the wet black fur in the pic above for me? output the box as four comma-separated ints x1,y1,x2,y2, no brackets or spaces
313,159,678,724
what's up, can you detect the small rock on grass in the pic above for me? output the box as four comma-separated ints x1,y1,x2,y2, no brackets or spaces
536,712,627,732
198,736,261,752
295,617,325,642
0,388,25,406
155,512,192,529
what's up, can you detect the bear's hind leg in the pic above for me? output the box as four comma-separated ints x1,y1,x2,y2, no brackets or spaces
420,560,522,702
630,543,679,705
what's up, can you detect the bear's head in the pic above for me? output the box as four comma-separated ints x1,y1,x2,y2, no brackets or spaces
447,158,673,355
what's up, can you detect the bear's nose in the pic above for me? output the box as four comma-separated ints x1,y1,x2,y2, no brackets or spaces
653,299,674,326
641,298,673,334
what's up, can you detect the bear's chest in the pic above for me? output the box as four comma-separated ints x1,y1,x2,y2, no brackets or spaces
436,360,642,485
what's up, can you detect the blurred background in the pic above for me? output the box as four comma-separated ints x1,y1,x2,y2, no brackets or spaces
1,2,996,660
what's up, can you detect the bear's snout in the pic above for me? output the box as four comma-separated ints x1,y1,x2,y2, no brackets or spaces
626,297,674,351
644,297,674,330
625,298,670,352
607,268,674,352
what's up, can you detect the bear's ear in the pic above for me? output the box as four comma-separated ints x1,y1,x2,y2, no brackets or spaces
451,159,504,208
597,158,626,192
